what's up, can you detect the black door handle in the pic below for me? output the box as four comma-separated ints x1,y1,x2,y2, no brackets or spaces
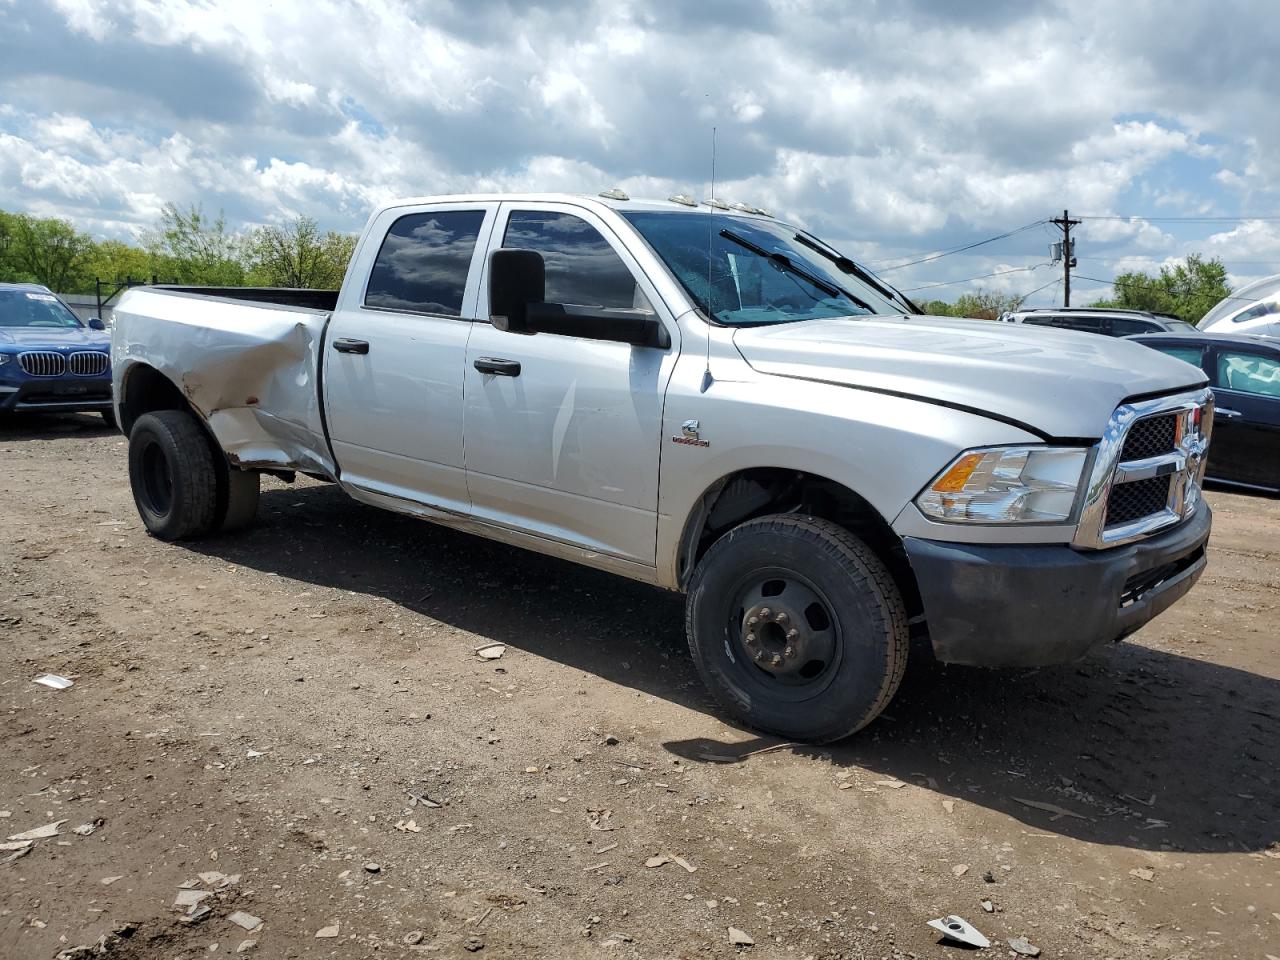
473,357,521,377
333,338,370,354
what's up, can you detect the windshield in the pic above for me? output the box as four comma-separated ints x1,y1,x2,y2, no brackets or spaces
0,289,83,328
621,211,904,326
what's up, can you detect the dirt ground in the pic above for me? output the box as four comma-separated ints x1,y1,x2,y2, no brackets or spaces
1,413,1277,960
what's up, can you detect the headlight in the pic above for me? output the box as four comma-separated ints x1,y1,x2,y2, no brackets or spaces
0,354,10,366
916,446,1088,523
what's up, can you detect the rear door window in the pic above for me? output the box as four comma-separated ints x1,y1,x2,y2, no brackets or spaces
503,210,644,310
1215,351,1280,398
364,210,486,316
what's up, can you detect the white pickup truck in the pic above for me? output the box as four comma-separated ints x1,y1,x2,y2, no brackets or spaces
111,192,1214,741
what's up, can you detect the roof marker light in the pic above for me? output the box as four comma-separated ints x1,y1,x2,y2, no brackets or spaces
702,197,731,210
668,194,698,207
598,188,630,201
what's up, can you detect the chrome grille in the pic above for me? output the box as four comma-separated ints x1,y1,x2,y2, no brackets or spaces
1073,390,1214,549
1118,414,1177,462
1105,475,1171,527
68,351,109,376
18,351,66,377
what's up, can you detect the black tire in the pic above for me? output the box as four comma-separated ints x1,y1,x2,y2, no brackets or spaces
685,514,908,743
100,409,118,431
216,466,260,533
127,410,218,541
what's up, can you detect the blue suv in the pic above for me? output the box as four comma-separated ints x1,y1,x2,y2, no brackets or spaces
0,283,114,427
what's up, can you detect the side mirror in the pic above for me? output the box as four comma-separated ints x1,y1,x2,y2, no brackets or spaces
489,248,545,335
488,247,669,349
88,317,106,331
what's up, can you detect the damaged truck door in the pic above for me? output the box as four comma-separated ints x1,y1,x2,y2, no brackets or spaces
111,192,1215,743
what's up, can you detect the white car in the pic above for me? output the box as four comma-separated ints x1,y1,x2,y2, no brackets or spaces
1199,273,1280,338
110,192,1215,741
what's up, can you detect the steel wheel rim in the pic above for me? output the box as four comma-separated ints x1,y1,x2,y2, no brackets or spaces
723,566,844,703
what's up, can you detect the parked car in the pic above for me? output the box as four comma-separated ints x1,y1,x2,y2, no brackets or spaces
110,192,1214,742
1000,306,1198,337
1128,331,1280,492
0,283,114,426
1197,274,1280,339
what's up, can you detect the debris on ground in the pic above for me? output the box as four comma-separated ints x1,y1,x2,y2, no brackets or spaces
952,863,969,877
1128,867,1155,882
53,922,139,959
395,819,422,832
72,818,105,836
406,790,441,808
981,900,994,913
403,931,425,945
33,673,73,690
173,888,212,910
464,934,485,951
315,923,340,938
644,854,671,868
875,780,907,789
100,876,123,886
227,911,263,932
364,861,382,873
0,840,32,852
603,734,621,745
671,854,697,873
942,800,955,813
1012,796,1088,821
727,926,755,946
7,819,67,841
1008,935,1042,956
927,915,991,949
475,642,505,660
236,940,257,953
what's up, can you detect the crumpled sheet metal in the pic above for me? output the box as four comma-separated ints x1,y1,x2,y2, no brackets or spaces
116,288,336,476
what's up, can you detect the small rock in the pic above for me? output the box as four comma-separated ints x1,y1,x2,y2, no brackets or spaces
1128,867,1154,882
72,819,105,836
403,931,424,945
100,876,123,886
952,864,969,877
603,734,620,746
644,855,671,868
981,900,994,913
315,923,340,939
982,870,997,884
1008,936,1041,957
464,935,484,952
227,911,263,932
942,800,955,814
236,941,257,953
364,862,381,874
727,926,754,947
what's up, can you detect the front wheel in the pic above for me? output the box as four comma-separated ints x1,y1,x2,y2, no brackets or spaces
685,515,908,742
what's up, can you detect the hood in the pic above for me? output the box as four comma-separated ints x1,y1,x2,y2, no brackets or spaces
0,326,109,349
732,315,1208,439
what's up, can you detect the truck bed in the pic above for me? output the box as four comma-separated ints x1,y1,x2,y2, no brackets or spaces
112,286,336,478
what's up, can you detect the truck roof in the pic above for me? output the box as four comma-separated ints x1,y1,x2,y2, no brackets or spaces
376,192,777,220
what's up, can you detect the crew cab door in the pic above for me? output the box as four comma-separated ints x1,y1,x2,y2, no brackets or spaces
324,201,498,512
1206,345,1280,488
463,202,679,564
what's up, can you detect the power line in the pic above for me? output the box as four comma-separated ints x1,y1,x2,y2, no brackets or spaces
872,220,1047,272
902,262,1051,293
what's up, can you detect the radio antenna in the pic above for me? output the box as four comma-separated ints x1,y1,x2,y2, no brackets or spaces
701,125,716,393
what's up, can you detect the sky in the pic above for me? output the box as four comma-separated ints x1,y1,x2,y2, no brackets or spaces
2,0,1279,305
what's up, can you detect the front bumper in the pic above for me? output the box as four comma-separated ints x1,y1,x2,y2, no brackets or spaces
904,504,1211,667
0,377,112,414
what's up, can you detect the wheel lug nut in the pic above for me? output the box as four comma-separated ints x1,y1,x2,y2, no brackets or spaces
783,645,796,659
776,611,789,624
786,628,799,640
746,616,759,627
752,649,766,662
770,654,783,667
744,633,757,646
760,607,771,618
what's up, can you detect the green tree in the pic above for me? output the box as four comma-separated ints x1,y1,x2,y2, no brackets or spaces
84,239,161,286
144,203,247,285
1090,254,1229,323
247,216,355,288
921,289,1026,320
2,213,93,291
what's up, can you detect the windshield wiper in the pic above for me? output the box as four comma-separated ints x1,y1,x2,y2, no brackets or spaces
793,232,922,314
719,230,873,312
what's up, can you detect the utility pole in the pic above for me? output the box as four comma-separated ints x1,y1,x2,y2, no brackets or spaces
1050,209,1080,307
